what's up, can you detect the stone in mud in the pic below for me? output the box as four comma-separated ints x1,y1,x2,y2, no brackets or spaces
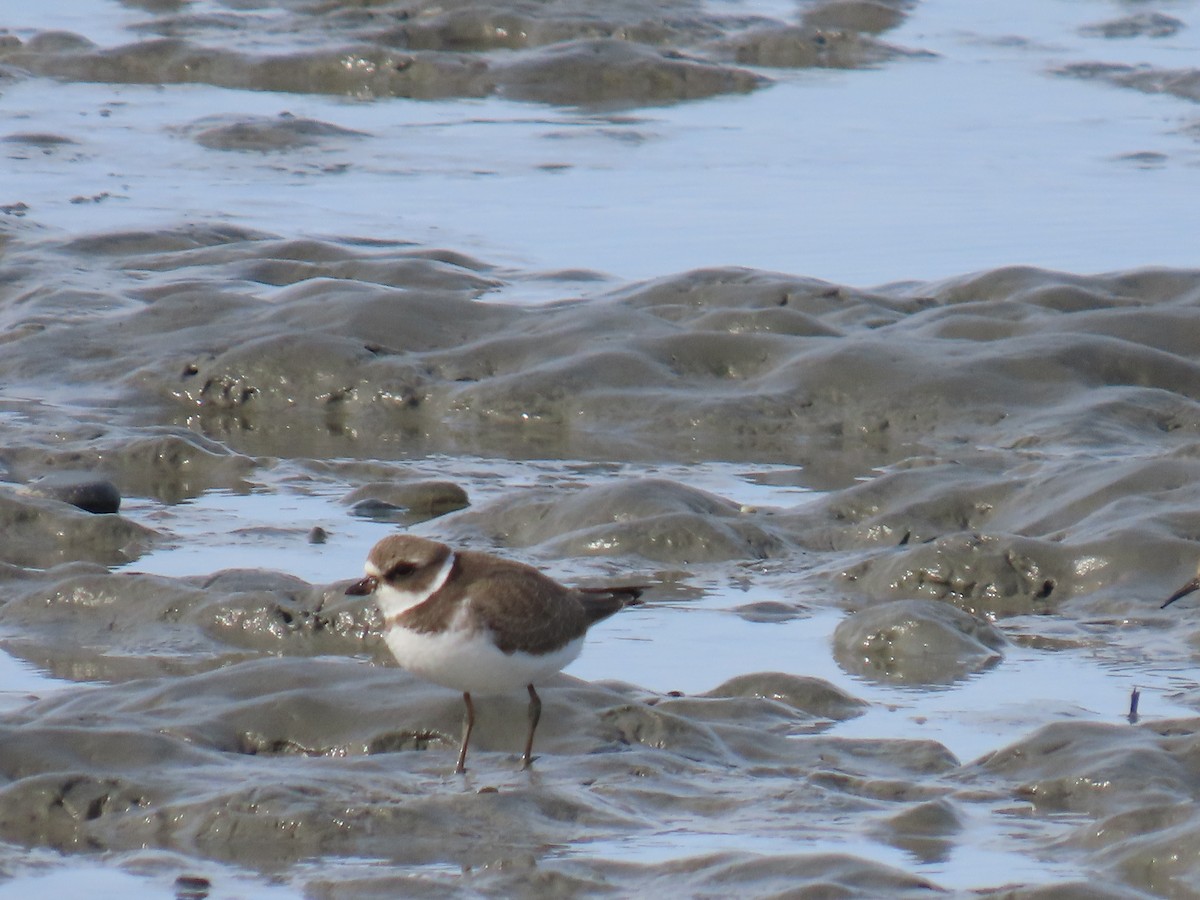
1054,62,1200,105
597,702,733,763
376,8,728,54
1079,13,1185,40
802,0,909,35
319,850,941,898
589,851,943,896
194,276,513,356
3,429,256,505
802,733,960,782
609,266,866,319
799,453,1200,612
0,489,155,568
241,256,502,294
713,25,928,69
0,37,495,100
0,726,214,781
785,461,1015,551
437,346,673,427
24,471,121,514
94,430,255,504
177,333,377,410
1076,803,1200,896
876,797,963,865
445,477,786,563
832,598,1005,685
653,693,835,741
641,329,800,381
0,771,158,852
135,659,476,757
189,570,364,651
183,113,369,152
494,38,765,105
61,222,271,257
966,720,1197,818
733,600,805,623
127,234,361,270
379,8,547,52
685,305,842,337
21,31,95,53
343,480,469,521
0,567,378,682
0,29,778,106
840,532,1071,618
975,883,1149,900
611,693,918,768
702,671,867,720
2,132,78,147
986,457,1200,538
544,511,784,563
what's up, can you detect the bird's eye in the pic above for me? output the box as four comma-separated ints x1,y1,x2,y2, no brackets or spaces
387,562,417,579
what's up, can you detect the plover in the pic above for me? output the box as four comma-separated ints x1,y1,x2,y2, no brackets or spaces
1162,563,1200,609
346,534,643,773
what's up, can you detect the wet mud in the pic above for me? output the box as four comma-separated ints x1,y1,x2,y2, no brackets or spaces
1,222,1200,895
3,0,1200,896
0,0,928,107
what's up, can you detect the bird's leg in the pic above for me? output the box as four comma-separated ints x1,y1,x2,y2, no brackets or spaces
456,691,474,774
522,684,541,770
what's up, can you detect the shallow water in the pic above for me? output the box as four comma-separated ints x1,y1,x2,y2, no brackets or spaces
3,0,1200,286
117,457,1192,764
4,0,1200,896
0,853,306,900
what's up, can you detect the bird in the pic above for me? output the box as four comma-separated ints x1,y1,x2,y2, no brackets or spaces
345,534,643,773
1162,563,1200,609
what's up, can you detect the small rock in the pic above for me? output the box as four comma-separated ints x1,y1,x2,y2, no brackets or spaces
833,599,1005,685
175,874,211,900
25,470,121,514
733,600,805,623
1080,13,1184,39
343,480,469,522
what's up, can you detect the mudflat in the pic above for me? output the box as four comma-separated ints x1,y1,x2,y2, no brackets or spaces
3,0,1200,896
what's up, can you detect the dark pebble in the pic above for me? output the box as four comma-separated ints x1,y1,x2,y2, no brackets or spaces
26,470,121,514
175,874,211,899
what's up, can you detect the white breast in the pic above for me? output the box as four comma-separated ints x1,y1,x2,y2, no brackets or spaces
383,613,585,695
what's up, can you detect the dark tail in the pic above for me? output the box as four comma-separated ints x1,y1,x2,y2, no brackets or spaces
577,585,645,625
